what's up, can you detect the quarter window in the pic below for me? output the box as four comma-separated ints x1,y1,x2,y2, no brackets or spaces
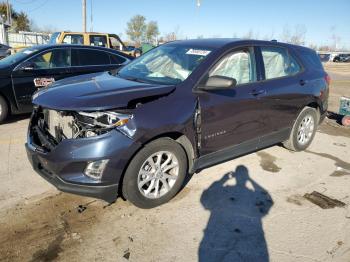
62,34,84,45
25,49,71,69
261,47,301,80
210,49,256,85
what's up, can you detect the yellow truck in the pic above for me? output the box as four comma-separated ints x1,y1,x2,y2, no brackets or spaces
48,32,141,57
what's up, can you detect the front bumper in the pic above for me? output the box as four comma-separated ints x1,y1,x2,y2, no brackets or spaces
26,113,141,202
26,143,119,202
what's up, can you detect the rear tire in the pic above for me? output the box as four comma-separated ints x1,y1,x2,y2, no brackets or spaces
122,138,188,209
283,107,318,151
0,96,9,124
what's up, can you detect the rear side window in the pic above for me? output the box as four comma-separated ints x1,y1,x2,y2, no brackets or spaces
261,46,301,80
210,49,256,85
89,35,108,47
298,48,323,71
73,49,110,66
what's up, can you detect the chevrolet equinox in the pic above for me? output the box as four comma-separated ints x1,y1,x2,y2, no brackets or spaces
26,39,329,208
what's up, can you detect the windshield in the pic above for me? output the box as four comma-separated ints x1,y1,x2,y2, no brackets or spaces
118,44,213,85
0,47,39,67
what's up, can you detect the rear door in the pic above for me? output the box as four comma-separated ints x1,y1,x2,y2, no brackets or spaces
256,45,304,134
70,48,126,75
11,48,72,112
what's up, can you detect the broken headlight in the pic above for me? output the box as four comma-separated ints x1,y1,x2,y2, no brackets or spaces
76,111,136,138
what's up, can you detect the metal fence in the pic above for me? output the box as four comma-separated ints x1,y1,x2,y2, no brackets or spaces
8,31,50,47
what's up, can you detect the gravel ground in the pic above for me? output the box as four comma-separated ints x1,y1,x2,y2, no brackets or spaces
0,63,349,262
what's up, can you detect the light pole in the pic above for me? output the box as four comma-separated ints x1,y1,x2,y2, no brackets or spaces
82,0,86,32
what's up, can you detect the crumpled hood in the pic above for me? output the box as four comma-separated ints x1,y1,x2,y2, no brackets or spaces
32,71,175,111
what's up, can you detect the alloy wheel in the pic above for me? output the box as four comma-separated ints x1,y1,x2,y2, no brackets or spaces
297,114,315,145
137,151,179,199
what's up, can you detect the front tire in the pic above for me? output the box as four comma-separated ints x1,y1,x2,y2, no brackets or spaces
283,107,318,151
122,138,188,208
0,96,9,124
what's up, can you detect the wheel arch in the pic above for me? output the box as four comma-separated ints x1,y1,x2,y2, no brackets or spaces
142,132,195,172
306,101,321,122
117,132,196,198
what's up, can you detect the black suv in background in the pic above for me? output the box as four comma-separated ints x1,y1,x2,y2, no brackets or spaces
26,39,329,208
0,44,132,123
333,54,350,62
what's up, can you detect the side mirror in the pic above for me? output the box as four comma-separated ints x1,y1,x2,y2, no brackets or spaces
199,75,237,91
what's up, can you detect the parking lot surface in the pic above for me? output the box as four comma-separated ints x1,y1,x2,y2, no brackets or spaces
0,64,349,262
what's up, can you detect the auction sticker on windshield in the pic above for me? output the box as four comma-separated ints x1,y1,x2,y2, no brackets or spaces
186,49,211,56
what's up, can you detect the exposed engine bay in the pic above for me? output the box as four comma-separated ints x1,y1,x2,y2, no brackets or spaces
31,107,136,151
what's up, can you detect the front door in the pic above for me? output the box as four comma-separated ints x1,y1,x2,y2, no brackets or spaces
198,47,268,156
11,48,72,112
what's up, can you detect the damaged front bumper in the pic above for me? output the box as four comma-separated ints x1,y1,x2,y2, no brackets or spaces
25,107,141,202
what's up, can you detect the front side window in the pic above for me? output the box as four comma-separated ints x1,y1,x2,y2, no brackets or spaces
261,46,301,80
118,45,214,85
25,49,71,69
209,49,256,85
89,35,108,47
62,34,84,45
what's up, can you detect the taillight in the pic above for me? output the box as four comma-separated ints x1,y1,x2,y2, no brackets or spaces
325,74,331,86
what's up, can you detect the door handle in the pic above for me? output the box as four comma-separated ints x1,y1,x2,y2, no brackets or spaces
250,89,266,96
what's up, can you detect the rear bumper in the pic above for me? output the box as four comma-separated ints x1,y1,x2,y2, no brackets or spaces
26,142,119,202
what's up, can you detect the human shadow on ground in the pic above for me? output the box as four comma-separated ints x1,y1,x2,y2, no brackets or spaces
199,165,273,262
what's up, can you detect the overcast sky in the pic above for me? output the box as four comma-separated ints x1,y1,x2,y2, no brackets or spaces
11,0,350,48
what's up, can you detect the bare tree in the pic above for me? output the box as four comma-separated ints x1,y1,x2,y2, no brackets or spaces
280,24,307,45
290,25,307,45
164,32,177,42
281,24,292,43
318,45,332,52
308,43,318,50
163,26,181,42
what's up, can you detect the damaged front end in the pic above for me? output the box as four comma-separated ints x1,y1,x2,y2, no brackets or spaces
30,107,136,152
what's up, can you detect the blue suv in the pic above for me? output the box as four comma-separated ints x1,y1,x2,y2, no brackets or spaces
26,39,329,208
